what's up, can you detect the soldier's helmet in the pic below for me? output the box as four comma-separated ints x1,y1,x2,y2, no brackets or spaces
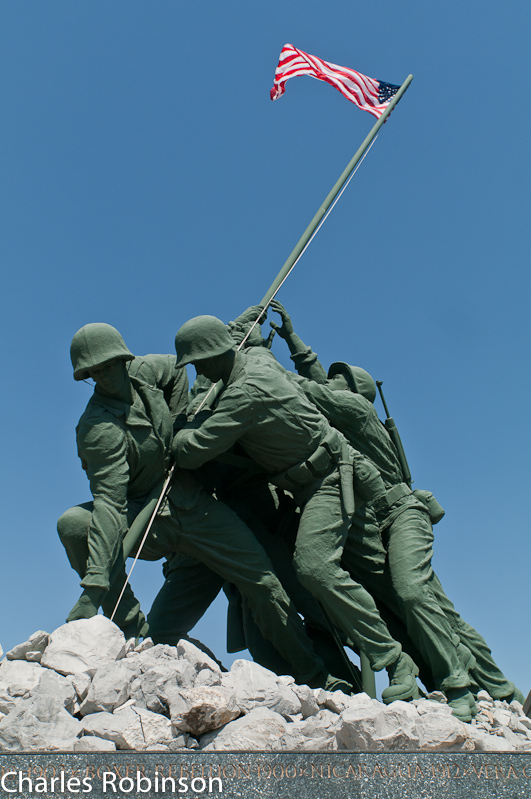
70,323,134,381
175,315,235,367
327,362,377,403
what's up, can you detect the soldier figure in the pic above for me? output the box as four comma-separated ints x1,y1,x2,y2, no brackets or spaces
58,322,353,692
172,314,420,704
268,299,523,718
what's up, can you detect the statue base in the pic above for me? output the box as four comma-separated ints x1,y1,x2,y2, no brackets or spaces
1,751,530,799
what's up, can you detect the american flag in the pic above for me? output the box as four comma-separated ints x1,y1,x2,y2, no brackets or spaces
270,44,399,119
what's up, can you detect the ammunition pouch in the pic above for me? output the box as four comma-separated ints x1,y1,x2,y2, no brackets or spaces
412,489,445,525
373,483,445,527
271,428,355,516
272,431,339,489
373,482,412,516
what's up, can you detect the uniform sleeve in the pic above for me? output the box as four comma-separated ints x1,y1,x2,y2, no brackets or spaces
300,382,367,427
173,385,256,470
130,354,189,420
77,420,129,590
288,340,328,383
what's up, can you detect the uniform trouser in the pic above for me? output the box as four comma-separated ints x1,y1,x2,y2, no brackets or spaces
147,554,225,644
239,601,362,688
148,487,342,677
290,470,401,673
140,489,328,686
429,573,516,699
57,502,147,638
345,503,485,692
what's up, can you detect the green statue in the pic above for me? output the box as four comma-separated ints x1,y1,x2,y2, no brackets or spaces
58,322,351,692
268,299,523,718
173,314,421,705
145,314,362,687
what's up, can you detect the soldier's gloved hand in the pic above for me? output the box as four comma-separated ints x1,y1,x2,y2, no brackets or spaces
229,305,266,332
229,305,267,347
66,588,101,623
269,299,294,339
182,409,212,430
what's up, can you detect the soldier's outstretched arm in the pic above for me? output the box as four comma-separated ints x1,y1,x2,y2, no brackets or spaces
269,299,328,383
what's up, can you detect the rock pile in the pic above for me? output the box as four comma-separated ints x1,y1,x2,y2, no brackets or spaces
1,617,529,753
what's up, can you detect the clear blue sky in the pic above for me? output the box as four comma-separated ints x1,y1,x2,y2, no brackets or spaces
1,1,529,698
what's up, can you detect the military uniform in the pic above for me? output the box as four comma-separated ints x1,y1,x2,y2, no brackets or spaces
285,335,518,702
173,342,412,681
59,324,348,688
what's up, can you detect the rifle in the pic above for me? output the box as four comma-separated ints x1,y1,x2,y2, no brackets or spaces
376,380,445,525
376,381,412,487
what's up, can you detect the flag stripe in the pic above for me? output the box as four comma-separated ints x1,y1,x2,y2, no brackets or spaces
270,44,399,119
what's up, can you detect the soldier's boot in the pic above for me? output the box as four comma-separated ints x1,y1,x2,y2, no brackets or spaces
445,688,476,723
122,619,150,646
324,676,354,695
307,672,353,695
120,613,149,644
382,652,419,704
66,590,99,623
499,687,525,705
468,677,523,705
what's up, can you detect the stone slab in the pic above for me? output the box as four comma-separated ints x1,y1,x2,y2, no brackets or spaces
1,752,531,798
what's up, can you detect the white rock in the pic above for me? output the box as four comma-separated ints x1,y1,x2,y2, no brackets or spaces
414,710,470,750
171,686,240,736
0,660,45,713
80,659,140,715
0,694,82,751
278,674,296,686
71,673,91,701
74,736,117,752
200,706,287,751
501,727,523,747
6,631,49,661
324,689,354,714
423,691,447,704
32,669,78,714
129,645,196,712
476,690,493,702
337,700,422,751
176,640,222,674
195,668,222,687
124,639,136,655
41,617,125,677
281,709,340,751
414,698,454,716
82,703,174,750
491,707,512,728
224,660,301,717
291,684,320,718
135,637,154,653
466,724,515,751
313,687,328,705
25,651,43,662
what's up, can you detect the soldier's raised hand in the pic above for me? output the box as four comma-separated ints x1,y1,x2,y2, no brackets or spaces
230,305,267,330
269,299,294,339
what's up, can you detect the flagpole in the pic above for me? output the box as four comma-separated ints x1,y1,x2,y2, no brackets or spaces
259,73,414,306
